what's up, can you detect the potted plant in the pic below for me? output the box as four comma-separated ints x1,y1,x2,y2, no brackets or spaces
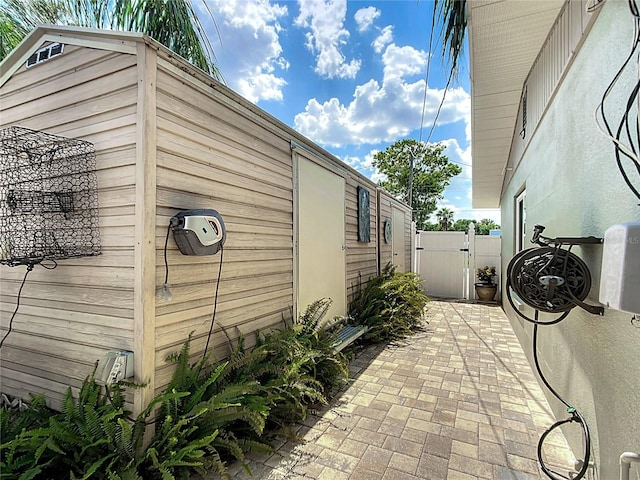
475,265,497,302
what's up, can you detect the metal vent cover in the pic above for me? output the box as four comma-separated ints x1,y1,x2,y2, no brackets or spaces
26,42,64,68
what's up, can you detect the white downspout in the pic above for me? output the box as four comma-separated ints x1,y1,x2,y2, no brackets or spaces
620,452,640,480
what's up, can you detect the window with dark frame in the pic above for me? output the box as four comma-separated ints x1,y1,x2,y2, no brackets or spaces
516,190,526,252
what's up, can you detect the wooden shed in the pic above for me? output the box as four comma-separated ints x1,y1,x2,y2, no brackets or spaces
0,26,413,414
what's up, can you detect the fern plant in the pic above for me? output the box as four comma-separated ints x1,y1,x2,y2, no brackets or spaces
218,299,349,438
0,369,142,480
138,337,273,480
349,263,430,343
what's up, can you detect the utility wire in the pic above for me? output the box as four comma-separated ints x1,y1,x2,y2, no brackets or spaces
418,2,438,145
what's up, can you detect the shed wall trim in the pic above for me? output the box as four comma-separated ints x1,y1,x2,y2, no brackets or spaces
133,43,157,417
290,142,348,178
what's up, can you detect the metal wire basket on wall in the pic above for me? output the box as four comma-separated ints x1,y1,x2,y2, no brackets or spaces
0,126,101,266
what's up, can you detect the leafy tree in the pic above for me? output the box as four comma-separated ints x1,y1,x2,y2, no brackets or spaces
421,222,441,231
453,218,474,232
0,0,222,80
435,207,454,231
476,218,500,235
451,218,501,234
373,139,462,230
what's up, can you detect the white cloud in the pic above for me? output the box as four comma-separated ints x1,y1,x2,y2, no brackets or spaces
363,150,376,168
295,0,361,79
472,209,502,224
294,42,470,148
205,0,289,102
370,169,387,184
341,155,363,169
382,44,424,82
354,6,380,32
372,25,393,54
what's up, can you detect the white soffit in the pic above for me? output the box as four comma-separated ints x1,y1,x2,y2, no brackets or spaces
469,0,565,208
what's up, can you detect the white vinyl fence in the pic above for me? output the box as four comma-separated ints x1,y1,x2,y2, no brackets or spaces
416,225,501,300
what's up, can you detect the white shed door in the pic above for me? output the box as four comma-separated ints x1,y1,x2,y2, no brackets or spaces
297,156,346,320
392,206,406,272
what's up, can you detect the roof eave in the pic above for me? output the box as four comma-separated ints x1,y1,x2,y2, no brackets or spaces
469,0,565,209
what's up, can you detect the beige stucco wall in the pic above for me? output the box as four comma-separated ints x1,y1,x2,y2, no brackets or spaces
501,2,640,478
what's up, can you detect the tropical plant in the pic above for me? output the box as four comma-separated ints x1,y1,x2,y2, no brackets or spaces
436,207,454,231
0,341,275,479
3,289,425,478
435,0,467,78
373,139,462,229
452,218,474,232
0,368,143,479
0,0,222,80
221,299,350,437
349,263,430,343
476,218,500,235
142,338,273,479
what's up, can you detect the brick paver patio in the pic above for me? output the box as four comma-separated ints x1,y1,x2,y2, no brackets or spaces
222,300,575,479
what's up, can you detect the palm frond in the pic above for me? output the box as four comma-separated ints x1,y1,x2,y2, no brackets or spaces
0,0,222,80
435,0,467,77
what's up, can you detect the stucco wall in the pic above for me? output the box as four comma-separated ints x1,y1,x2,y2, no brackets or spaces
501,2,640,479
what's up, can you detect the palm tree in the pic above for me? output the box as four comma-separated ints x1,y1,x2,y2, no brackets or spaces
0,0,222,80
435,0,467,77
436,207,454,231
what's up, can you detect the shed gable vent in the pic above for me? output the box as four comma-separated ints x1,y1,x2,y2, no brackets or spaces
26,42,64,68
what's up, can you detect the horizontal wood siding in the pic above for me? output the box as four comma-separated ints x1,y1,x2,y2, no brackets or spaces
378,191,394,269
345,177,378,304
154,65,294,390
0,44,138,410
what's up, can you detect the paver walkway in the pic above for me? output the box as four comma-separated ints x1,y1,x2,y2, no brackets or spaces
223,300,574,479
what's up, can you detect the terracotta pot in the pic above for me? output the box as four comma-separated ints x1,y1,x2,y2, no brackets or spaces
475,283,497,302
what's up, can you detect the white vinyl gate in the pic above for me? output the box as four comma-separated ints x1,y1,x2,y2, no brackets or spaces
416,225,501,300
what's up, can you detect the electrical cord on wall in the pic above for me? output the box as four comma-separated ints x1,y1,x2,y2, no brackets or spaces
594,0,640,201
159,223,173,300
0,264,34,349
202,244,224,360
161,218,224,359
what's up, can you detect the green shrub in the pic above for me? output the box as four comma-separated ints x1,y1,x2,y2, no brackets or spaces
0,369,142,479
142,338,273,479
2,290,402,479
0,342,273,480
349,263,429,343
220,298,350,437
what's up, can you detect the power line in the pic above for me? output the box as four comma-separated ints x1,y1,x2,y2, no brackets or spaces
418,3,437,144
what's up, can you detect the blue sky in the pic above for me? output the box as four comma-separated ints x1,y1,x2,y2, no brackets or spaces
199,0,501,225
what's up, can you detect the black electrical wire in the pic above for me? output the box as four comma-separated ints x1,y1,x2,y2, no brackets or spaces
596,0,640,200
533,317,591,480
202,244,224,360
163,222,171,286
0,264,34,349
